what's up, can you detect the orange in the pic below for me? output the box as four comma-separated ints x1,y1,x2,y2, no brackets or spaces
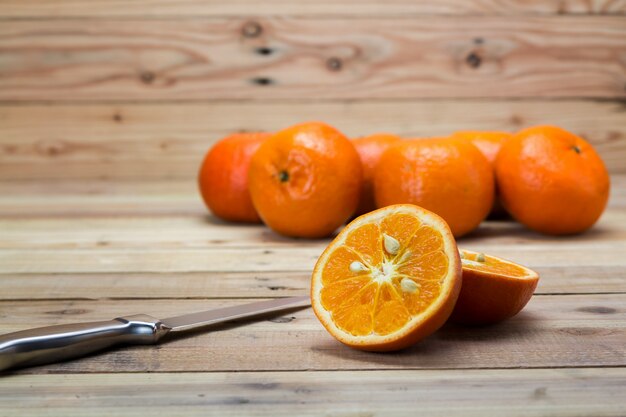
198,132,270,223
352,133,402,216
452,131,511,165
452,130,512,218
496,125,610,235
248,122,362,238
451,249,539,325
374,137,494,237
311,204,462,351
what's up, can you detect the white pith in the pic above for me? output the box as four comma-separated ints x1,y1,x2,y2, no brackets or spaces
370,259,398,285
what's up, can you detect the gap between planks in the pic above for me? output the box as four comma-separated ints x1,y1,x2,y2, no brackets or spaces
0,293,625,303
1,0,625,18
0,268,624,300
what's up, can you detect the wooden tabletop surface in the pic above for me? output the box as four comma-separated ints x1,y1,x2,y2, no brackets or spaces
0,176,624,416
1,1,625,414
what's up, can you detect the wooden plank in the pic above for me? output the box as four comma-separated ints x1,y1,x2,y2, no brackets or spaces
1,18,624,101
0,177,625,219
0,180,204,217
0,294,623,373
1,0,624,18
0,272,312,300
1,243,625,274
0,209,625,297
0,219,626,274
1,210,625,250
1,369,625,417
1,262,624,301
1,100,626,180
0,181,624,297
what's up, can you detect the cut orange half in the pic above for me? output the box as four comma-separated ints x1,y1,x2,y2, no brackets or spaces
451,249,540,325
311,204,462,351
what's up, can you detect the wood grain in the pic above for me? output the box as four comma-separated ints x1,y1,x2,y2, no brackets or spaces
1,100,625,180
1,264,625,301
1,242,625,274
0,179,624,296
1,176,624,219
0,203,625,273
1,0,624,18
0,180,203,218
2,211,625,250
0,294,623,373
0,1,624,414
1,17,625,101
1,369,625,416
0,207,625,298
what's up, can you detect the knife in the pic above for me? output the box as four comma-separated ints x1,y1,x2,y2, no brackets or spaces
0,296,310,372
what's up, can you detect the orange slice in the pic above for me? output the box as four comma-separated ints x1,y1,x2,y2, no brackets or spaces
311,204,462,351
451,249,539,325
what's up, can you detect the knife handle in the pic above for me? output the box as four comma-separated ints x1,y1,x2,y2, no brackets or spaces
0,314,171,372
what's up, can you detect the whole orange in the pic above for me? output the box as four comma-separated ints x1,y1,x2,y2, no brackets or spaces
248,122,362,238
352,133,402,216
452,130,513,217
198,132,270,223
374,137,494,237
495,125,610,235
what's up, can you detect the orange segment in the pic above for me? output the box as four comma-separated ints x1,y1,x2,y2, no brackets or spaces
391,278,443,316
320,277,371,312
373,283,411,335
344,222,383,266
321,246,367,286
451,249,540,325
380,213,421,251
407,225,444,254
311,204,462,351
397,250,448,281
332,283,377,336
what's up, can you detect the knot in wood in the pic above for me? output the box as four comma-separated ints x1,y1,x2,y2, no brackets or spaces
326,57,343,71
140,71,155,84
242,21,263,38
465,52,482,69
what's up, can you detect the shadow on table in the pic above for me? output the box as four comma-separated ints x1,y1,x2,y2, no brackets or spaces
202,213,333,245
203,213,617,246
308,310,542,367
460,220,617,243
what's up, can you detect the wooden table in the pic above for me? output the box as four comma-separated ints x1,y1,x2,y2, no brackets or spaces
0,177,624,416
1,0,625,412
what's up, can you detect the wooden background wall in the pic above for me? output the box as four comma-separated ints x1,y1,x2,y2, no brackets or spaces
1,1,625,181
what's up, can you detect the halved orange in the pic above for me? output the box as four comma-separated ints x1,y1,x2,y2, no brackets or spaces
311,204,462,351
451,249,539,325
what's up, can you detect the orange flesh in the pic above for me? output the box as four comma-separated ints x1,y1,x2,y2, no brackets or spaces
461,251,530,278
319,212,448,336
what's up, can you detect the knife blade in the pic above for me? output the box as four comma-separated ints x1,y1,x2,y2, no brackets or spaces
161,296,310,331
0,296,311,372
